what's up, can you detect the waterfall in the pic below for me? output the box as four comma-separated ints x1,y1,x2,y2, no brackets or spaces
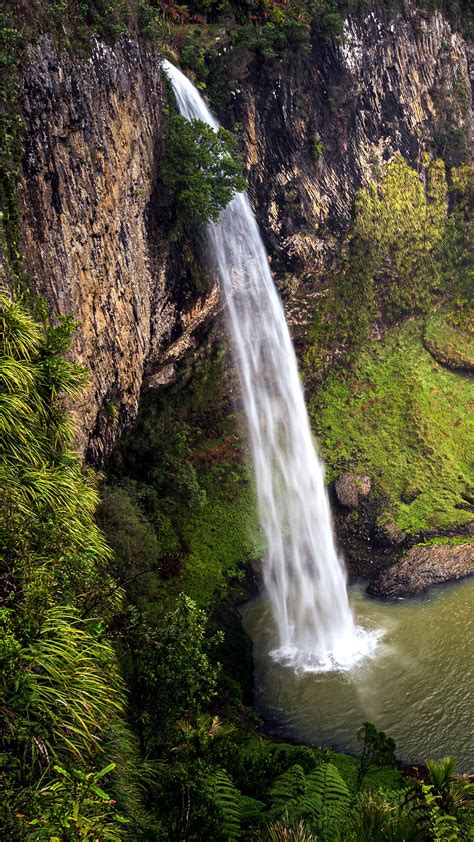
163,61,376,671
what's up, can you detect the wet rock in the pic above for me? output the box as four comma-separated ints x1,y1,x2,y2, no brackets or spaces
375,516,407,547
335,474,371,508
227,5,470,337
368,542,474,597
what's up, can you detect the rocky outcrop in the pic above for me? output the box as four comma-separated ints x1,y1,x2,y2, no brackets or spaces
334,473,371,508
369,541,474,596
224,5,471,327
19,37,218,463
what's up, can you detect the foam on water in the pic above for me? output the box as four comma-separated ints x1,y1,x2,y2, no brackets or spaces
163,60,378,671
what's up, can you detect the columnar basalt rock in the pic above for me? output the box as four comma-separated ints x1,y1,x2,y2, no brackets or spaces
227,6,471,319
19,37,219,463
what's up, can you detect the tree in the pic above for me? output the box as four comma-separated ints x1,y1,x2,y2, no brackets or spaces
162,115,246,235
123,595,222,753
356,722,397,789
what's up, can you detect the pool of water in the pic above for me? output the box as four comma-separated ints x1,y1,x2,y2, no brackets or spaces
241,577,474,773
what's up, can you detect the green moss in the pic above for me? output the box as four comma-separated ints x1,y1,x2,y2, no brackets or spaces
102,345,262,619
311,320,474,533
424,305,474,370
417,536,474,548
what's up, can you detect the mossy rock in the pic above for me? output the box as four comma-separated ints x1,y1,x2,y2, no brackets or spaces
424,305,474,372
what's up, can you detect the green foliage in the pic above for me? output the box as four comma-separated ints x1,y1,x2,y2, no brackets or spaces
263,816,319,841
351,154,447,320
121,595,222,753
304,155,452,375
0,295,132,837
204,768,241,840
356,722,396,789
268,761,351,834
310,140,324,161
2,606,125,766
28,763,127,840
421,784,461,841
229,13,311,64
426,756,474,816
441,164,473,310
162,114,246,235
0,12,25,286
48,0,129,43
311,320,474,533
424,305,474,371
100,346,262,613
343,790,425,842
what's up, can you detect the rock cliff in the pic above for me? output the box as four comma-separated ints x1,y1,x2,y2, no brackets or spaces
17,4,471,461
19,37,218,463
224,5,470,327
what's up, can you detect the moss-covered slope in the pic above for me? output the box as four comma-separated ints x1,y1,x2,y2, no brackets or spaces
311,320,473,534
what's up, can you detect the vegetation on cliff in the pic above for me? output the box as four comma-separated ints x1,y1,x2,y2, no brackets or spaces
305,156,473,541
162,114,246,236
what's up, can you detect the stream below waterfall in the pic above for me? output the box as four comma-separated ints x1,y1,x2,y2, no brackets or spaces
242,577,474,773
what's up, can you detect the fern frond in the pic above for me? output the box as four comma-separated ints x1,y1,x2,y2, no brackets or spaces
204,768,241,841
305,763,350,819
270,765,308,808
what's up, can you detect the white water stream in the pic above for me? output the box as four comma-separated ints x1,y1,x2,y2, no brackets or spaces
163,61,378,671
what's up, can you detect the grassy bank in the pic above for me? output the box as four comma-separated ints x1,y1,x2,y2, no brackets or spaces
311,319,474,534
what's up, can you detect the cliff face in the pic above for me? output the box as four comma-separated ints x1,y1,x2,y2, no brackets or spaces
19,37,218,463
225,5,470,325
17,6,471,461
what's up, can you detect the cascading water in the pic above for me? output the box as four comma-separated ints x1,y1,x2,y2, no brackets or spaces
163,61,378,671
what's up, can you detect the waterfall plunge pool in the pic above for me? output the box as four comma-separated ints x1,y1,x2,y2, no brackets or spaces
241,577,474,773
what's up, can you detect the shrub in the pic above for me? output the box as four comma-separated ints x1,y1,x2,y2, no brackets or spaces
161,114,246,235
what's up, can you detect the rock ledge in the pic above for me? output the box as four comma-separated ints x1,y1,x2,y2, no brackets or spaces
368,542,474,597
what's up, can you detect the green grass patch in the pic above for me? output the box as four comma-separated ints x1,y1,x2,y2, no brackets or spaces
331,753,405,793
424,305,474,371
310,320,474,533
417,535,474,547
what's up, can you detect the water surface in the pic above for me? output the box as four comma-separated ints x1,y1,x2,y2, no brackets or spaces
242,578,474,772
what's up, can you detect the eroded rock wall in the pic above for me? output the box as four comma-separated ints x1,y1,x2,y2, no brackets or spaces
225,5,471,326
19,37,218,463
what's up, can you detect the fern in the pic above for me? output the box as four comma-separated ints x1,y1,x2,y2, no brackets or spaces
270,764,308,809
268,762,351,840
204,768,241,840
305,763,350,820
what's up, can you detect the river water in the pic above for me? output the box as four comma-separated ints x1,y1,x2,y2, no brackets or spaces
242,577,474,773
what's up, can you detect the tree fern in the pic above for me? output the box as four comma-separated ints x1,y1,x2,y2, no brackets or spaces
270,764,308,809
204,768,241,840
305,763,350,820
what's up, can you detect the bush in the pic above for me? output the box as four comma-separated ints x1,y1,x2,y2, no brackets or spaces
162,114,246,235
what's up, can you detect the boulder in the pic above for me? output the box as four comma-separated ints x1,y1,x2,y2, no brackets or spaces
375,515,407,546
334,474,372,509
369,541,474,597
